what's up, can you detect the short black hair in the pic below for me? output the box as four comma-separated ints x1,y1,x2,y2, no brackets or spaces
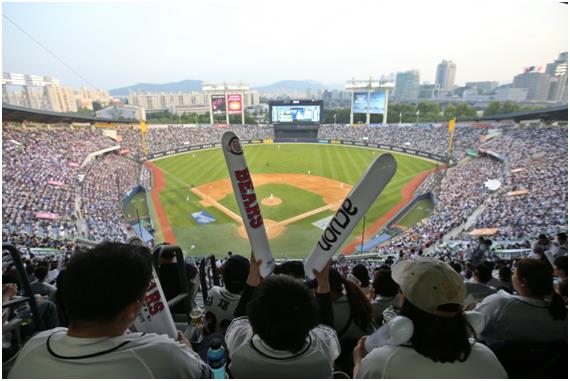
34,266,49,281
247,275,317,353
221,255,250,294
475,262,493,283
557,232,567,243
274,261,305,280
62,242,153,324
352,264,370,288
372,269,398,298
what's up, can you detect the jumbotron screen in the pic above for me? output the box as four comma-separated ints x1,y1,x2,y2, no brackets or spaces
270,100,323,124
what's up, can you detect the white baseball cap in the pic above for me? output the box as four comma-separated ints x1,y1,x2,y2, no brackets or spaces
391,257,466,316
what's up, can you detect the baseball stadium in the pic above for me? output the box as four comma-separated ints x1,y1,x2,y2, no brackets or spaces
2,1,569,379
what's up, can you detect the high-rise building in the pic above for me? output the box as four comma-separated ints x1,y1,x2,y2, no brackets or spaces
44,85,78,113
512,71,551,101
546,52,568,76
465,81,499,94
126,91,260,115
394,70,420,99
435,60,456,92
546,74,568,102
494,86,528,102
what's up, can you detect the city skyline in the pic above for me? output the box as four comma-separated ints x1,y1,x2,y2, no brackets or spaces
2,1,568,91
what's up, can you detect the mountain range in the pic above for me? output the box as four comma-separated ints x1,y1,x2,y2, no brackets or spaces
109,79,344,96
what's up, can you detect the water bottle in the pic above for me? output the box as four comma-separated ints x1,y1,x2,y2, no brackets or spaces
207,338,226,379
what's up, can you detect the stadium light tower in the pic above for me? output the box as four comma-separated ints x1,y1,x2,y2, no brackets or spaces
345,78,394,126
202,82,250,125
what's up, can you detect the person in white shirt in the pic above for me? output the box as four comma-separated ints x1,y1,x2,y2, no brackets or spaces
354,257,507,379
475,258,567,346
204,254,249,333
9,242,211,379
225,256,340,378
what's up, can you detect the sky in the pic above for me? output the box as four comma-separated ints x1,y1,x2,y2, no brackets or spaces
2,0,568,90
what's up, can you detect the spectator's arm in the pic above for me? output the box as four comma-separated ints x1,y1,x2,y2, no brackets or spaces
313,261,333,327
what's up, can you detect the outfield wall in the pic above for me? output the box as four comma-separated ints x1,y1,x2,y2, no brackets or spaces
142,138,447,163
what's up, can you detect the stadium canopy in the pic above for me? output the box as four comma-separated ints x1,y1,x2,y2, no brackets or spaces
2,104,139,124
461,104,568,122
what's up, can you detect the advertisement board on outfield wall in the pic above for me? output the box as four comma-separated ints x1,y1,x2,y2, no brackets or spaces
145,139,447,163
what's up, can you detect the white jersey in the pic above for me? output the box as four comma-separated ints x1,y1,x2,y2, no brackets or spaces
475,290,567,345
204,286,241,333
9,328,211,379
225,317,340,378
357,343,507,379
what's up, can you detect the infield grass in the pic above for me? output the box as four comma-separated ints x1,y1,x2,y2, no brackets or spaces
150,143,436,258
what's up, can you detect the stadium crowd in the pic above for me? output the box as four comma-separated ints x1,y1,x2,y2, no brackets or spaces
471,127,568,239
3,239,567,378
317,124,483,160
81,154,141,242
2,124,117,251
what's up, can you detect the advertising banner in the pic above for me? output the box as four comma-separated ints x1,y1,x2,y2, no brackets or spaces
211,95,226,114
353,92,369,114
228,94,242,114
368,92,385,114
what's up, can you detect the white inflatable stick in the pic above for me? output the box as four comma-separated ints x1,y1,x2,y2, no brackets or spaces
305,153,397,278
221,131,275,277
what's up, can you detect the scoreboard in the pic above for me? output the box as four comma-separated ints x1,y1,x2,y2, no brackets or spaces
269,100,323,125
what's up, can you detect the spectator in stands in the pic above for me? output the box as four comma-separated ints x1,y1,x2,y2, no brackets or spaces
554,232,568,257
351,264,372,295
30,266,57,301
204,255,249,333
354,257,507,378
370,269,400,326
225,257,340,378
495,265,514,294
327,268,374,375
273,260,305,280
157,246,198,315
533,234,553,255
475,258,567,346
464,262,497,309
554,256,567,281
9,242,211,378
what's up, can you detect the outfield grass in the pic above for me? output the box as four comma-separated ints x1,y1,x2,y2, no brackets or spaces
151,143,436,258
395,198,434,228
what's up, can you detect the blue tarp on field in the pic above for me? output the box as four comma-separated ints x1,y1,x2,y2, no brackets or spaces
356,233,392,253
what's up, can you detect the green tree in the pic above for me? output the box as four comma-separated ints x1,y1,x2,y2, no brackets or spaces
484,101,502,116
417,102,440,115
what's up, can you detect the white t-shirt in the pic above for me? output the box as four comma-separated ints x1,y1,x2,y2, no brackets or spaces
357,343,507,379
204,286,241,333
225,317,340,378
475,290,567,345
9,328,211,379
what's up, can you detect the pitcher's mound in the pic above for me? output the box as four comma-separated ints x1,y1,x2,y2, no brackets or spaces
262,196,282,206
238,219,284,240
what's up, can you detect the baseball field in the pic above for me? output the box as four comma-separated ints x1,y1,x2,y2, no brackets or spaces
144,143,437,258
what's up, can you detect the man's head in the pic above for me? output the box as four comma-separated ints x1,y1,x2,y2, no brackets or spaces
159,249,176,264
474,262,493,284
62,242,153,326
34,266,49,282
557,232,567,246
221,255,250,294
247,275,317,353
538,234,549,244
